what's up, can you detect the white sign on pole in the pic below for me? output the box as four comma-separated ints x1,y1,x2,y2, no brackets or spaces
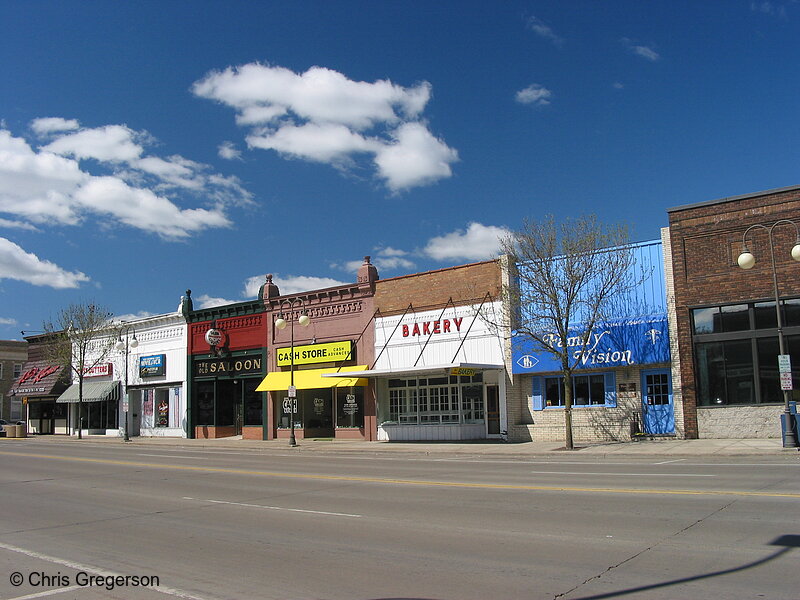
778,354,792,373
288,385,297,398
780,371,793,391
122,400,129,413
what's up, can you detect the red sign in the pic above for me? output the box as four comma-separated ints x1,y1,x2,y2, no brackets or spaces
84,363,113,378
402,317,464,337
18,365,60,384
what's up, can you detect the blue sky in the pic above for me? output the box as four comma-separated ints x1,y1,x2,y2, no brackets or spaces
2,1,799,339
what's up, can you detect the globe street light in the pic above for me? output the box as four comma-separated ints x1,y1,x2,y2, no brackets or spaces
737,219,800,448
115,326,138,442
274,299,310,447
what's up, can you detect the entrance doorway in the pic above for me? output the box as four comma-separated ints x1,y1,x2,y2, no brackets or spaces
641,369,674,435
486,385,501,435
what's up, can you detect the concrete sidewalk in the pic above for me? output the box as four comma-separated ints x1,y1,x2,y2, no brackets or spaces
8,433,799,458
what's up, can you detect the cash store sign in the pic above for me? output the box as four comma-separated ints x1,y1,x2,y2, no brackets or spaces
276,341,353,367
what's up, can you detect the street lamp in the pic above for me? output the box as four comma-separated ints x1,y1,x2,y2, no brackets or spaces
274,299,310,447
737,219,800,448
115,326,138,442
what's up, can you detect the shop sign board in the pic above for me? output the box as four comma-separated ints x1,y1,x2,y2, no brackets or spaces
84,363,112,378
282,398,298,414
512,315,670,374
450,367,476,377
139,354,166,378
195,356,262,377
204,328,224,346
276,341,353,367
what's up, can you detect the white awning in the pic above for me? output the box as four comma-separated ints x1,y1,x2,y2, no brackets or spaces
321,362,504,379
56,381,120,403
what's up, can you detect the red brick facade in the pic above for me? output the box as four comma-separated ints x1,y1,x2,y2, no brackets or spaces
375,260,502,314
668,185,800,437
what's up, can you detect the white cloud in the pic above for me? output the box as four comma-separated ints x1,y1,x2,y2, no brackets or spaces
373,122,458,191
193,62,456,191
0,124,251,241
247,122,377,164
527,16,564,46
30,117,80,136
338,247,416,273
193,63,430,130
218,141,242,160
423,222,509,261
196,293,237,309
243,273,346,298
516,84,553,106
114,311,157,323
0,317,17,325
751,1,788,17
74,176,231,239
0,237,90,288
43,125,144,162
622,38,660,61
0,218,39,231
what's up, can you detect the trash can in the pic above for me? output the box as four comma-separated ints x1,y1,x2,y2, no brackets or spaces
781,402,798,445
5,425,17,438
16,424,27,438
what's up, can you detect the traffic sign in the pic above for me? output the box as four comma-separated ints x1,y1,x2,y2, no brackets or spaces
778,354,792,373
780,371,793,391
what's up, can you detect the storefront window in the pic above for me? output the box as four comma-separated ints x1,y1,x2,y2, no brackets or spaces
244,379,262,426
195,381,214,425
384,375,487,425
694,299,800,405
544,374,607,407
335,387,364,428
155,388,169,427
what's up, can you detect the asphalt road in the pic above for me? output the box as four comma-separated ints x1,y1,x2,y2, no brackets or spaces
0,439,798,600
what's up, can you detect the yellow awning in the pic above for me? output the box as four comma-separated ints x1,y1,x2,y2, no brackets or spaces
256,365,369,392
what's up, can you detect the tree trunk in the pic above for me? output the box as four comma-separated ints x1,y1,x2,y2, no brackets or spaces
563,369,574,450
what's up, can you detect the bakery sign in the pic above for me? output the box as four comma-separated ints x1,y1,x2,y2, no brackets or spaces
139,354,166,378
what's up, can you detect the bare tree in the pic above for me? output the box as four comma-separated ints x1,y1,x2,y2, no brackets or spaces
42,302,116,439
501,215,640,450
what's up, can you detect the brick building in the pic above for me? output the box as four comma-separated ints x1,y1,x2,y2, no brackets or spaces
1,340,29,420
328,260,508,441
666,185,800,439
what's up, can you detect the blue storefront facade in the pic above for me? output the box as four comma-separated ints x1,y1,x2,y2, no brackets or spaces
508,237,678,443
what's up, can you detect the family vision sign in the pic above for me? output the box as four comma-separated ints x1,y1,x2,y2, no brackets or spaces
512,316,670,374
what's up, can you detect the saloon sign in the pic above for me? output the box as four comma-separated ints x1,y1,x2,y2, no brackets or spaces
195,356,262,377
512,316,670,374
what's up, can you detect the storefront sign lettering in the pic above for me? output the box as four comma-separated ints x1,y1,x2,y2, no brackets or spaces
276,341,353,366
139,354,166,378
84,363,112,378
195,357,262,377
402,317,464,337
18,365,60,384
512,316,670,374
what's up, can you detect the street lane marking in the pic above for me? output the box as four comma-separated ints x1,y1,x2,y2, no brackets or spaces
183,497,361,518
7,586,82,599
529,470,714,477
137,453,206,459
0,540,213,600
654,459,686,464
1,451,799,499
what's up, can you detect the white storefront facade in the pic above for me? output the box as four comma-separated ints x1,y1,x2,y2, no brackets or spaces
360,301,508,441
58,312,187,437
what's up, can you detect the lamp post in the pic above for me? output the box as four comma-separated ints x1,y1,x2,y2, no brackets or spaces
274,299,310,447
115,327,138,442
737,219,800,448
